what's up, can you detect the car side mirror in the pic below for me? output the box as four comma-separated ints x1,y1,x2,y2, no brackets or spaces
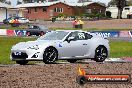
66,37,75,43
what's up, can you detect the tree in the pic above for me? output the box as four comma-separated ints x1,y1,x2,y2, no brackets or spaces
78,0,91,3
23,0,32,3
23,0,49,3
0,0,6,3
108,0,116,7
108,0,126,19
116,0,126,19
5,0,11,5
126,0,132,6
17,0,22,5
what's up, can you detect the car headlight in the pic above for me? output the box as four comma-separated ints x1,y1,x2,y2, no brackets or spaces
27,45,39,50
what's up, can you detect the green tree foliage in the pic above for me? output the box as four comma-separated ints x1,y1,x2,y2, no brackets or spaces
0,0,6,3
23,0,52,3
0,0,11,5
127,0,132,6
108,0,126,19
5,1,11,5
116,0,126,19
17,0,22,5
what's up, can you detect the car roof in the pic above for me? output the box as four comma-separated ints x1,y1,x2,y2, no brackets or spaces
29,24,48,29
56,30,85,32
56,30,98,37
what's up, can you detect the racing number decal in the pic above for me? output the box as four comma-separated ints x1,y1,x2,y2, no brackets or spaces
78,33,85,39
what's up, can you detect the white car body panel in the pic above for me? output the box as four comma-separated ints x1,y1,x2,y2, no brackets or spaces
10,30,110,62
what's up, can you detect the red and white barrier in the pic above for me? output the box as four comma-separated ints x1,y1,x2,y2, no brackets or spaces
119,31,132,37
0,29,132,37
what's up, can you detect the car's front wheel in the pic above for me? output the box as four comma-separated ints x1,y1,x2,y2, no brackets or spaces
40,31,44,36
94,46,108,62
16,60,28,65
67,59,77,63
43,47,58,64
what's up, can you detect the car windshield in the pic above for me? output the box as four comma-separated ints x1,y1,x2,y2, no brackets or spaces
37,31,69,40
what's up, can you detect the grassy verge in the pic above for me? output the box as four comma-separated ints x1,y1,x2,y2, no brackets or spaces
0,37,132,64
0,24,27,30
0,24,132,31
110,40,132,58
0,37,37,64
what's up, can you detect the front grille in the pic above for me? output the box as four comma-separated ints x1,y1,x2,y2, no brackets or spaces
12,52,28,60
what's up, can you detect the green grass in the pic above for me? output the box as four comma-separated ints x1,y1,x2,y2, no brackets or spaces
0,37,36,64
0,24,28,30
110,40,132,58
0,37,132,64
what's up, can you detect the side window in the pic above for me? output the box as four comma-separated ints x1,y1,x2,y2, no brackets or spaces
86,33,93,39
33,26,39,29
67,32,77,40
77,32,86,40
67,32,86,41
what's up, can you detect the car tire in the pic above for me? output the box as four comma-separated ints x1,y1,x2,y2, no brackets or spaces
26,32,30,36
40,32,44,36
94,46,108,62
43,47,58,64
76,76,87,85
67,59,77,63
16,60,28,65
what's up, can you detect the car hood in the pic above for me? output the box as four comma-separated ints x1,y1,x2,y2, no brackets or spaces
12,40,62,50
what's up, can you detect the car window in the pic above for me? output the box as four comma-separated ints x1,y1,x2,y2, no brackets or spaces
39,25,48,30
77,32,86,40
67,32,87,40
14,17,19,19
20,18,26,20
33,26,39,29
29,25,39,29
85,33,93,39
38,31,69,40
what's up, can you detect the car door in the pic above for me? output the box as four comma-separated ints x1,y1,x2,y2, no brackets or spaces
82,33,93,56
59,32,88,58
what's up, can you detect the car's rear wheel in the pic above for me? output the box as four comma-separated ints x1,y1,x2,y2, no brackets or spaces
26,32,30,36
94,46,108,62
67,59,77,63
16,60,28,65
43,47,58,64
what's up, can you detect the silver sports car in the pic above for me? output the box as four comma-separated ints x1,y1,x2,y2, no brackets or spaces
10,30,110,65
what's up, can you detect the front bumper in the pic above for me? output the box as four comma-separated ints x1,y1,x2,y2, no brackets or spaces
10,49,43,61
